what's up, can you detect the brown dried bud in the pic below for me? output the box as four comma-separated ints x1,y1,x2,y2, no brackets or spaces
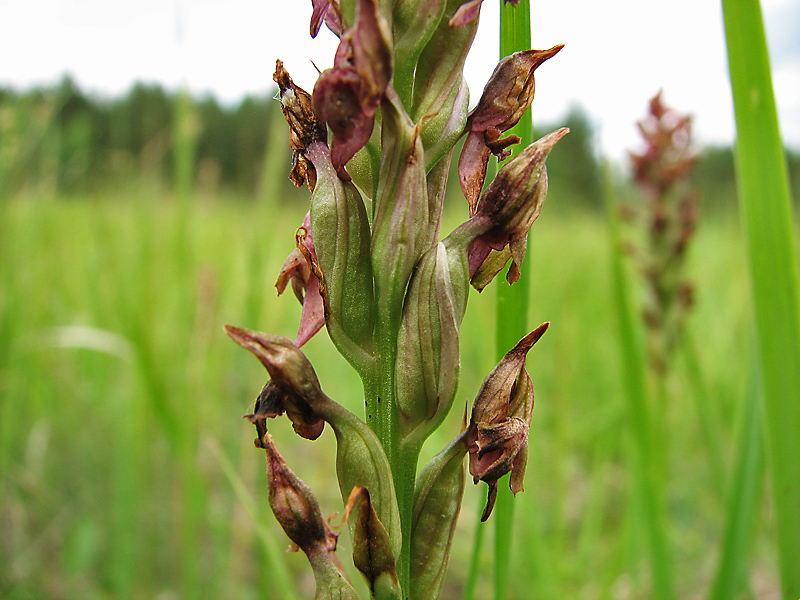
468,322,548,520
459,45,563,212
225,325,325,440
263,433,329,552
468,128,568,290
344,486,401,597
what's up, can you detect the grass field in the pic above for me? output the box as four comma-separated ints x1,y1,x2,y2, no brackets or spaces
0,182,779,599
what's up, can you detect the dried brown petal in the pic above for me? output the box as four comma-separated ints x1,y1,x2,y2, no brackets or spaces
276,214,326,347
274,60,327,189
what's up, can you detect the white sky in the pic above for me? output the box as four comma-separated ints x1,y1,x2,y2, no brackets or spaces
1,0,798,160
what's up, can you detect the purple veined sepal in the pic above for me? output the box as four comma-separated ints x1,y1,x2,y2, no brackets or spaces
458,45,564,214
310,0,344,38
467,322,549,521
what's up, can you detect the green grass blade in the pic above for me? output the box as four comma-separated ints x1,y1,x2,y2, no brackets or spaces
721,0,800,596
709,357,765,600
604,166,674,600
494,2,533,599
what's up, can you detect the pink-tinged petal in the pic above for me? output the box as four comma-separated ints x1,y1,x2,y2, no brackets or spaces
449,0,483,26
295,275,325,347
310,0,343,38
275,214,326,347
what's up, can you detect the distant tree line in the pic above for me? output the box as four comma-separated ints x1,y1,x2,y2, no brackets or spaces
1,76,797,211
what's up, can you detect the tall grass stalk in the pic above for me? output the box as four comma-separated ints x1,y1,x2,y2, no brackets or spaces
493,3,533,599
721,0,800,596
604,166,674,600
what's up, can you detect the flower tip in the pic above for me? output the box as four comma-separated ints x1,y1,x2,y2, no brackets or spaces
515,321,549,353
540,127,569,150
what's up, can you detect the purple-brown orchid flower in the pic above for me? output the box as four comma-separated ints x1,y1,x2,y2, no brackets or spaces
276,213,326,347
312,0,392,179
459,45,563,214
468,127,569,291
468,322,548,520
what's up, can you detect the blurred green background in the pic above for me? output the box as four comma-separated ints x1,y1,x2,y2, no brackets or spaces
0,79,796,599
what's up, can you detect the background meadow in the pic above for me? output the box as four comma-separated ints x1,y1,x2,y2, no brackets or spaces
0,62,796,599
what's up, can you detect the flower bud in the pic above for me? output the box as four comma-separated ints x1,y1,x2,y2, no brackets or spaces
225,325,326,439
344,486,401,599
226,325,401,553
264,433,329,551
458,45,563,211
395,240,468,444
468,128,569,291
371,91,433,324
469,323,548,520
263,434,360,600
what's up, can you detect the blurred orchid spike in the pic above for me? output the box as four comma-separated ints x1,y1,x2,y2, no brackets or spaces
468,127,569,291
275,213,326,347
313,0,392,179
310,0,343,38
468,322,549,521
459,45,563,213
273,60,327,190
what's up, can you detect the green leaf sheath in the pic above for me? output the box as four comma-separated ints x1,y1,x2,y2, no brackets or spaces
395,238,470,449
316,399,403,561
411,0,479,122
410,430,469,600
307,143,377,377
391,0,448,103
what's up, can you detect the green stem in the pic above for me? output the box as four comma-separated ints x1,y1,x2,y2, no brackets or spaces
372,318,413,597
492,3,532,599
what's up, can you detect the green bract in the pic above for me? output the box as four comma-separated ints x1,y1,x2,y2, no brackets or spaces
226,1,565,597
